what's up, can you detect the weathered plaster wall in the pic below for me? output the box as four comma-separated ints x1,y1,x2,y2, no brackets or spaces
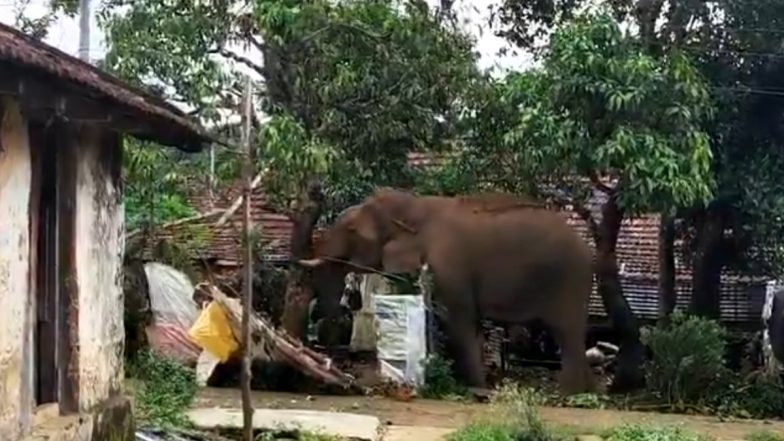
73,127,125,412
0,99,34,440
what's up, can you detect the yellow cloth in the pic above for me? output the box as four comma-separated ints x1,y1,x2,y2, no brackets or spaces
188,301,239,362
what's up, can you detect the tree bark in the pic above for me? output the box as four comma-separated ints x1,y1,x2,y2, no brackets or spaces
690,206,726,320
281,181,325,338
595,195,645,391
658,214,676,324
633,0,665,52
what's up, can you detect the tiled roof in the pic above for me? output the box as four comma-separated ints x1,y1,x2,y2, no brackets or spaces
144,181,294,264
407,151,456,169
0,23,210,151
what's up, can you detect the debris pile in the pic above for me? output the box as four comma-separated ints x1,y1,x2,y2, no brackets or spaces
197,282,357,390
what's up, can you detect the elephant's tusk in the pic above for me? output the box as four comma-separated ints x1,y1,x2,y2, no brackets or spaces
298,258,326,267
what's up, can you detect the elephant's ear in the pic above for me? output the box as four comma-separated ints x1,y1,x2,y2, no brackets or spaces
381,232,423,274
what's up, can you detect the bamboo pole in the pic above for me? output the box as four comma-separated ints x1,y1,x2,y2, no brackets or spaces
240,75,255,441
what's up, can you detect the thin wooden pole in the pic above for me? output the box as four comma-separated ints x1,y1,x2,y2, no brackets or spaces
78,0,90,62
240,75,254,441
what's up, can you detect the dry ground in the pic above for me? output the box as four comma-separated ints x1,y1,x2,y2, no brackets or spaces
194,388,784,440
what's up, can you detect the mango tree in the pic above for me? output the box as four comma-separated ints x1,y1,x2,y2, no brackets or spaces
492,0,784,321
452,13,714,389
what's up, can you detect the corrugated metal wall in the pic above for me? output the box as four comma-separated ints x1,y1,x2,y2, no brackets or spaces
586,274,767,325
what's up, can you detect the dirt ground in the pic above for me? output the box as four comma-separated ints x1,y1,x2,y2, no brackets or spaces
194,387,784,440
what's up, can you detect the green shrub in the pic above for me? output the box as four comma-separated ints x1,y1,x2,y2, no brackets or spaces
736,372,784,418
605,425,707,441
448,380,559,441
641,311,727,406
708,370,784,419
130,351,198,428
489,380,555,441
447,422,517,441
744,431,784,441
419,355,468,399
564,393,605,409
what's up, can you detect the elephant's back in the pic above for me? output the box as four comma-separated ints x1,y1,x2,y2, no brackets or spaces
430,203,592,278
448,204,588,253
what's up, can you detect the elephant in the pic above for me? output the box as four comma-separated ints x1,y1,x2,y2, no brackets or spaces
300,188,595,395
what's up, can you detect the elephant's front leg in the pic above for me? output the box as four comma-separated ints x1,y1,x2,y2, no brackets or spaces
444,316,486,388
431,264,486,388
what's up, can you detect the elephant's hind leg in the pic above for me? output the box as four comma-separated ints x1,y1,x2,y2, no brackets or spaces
546,311,595,395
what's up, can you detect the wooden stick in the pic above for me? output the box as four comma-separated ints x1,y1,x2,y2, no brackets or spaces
240,75,254,441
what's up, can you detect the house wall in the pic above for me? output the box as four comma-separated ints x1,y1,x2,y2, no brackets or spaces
72,126,124,412
0,99,35,439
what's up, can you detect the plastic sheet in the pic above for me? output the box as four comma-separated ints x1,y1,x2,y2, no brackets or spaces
188,301,240,362
374,294,427,386
143,263,201,364
195,350,221,387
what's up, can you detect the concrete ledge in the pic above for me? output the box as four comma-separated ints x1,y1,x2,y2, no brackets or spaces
23,395,133,441
90,395,134,441
187,407,382,440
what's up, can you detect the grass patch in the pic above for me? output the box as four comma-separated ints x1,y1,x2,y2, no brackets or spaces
604,425,710,441
744,431,784,441
564,393,607,409
447,422,518,441
129,350,198,428
448,380,559,441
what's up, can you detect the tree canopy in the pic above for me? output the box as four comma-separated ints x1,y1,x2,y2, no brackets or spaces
99,0,483,222
491,0,784,278
442,12,714,218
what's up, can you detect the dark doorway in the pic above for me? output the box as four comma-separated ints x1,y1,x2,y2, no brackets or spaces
32,124,58,406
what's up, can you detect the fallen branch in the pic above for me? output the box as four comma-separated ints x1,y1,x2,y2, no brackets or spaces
126,209,224,241
198,283,357,389
215,172,265,226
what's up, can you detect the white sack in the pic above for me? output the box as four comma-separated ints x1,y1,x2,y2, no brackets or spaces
374,294,427,386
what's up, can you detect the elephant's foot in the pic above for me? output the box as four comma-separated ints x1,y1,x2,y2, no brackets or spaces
468,387,492,402
609,343,646,393
557,362,596,396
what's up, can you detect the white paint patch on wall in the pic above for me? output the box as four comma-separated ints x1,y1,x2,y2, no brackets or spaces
74,127,124,412
0,99,33,440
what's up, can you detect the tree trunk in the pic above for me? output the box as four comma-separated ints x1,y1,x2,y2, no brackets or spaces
596,196,645,391
658,214,676,324
690,207,725,320
281,182,325,338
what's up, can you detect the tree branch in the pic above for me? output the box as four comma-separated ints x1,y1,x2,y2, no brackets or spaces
248,34,268,53
213,48,267,77
537,182,600,243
